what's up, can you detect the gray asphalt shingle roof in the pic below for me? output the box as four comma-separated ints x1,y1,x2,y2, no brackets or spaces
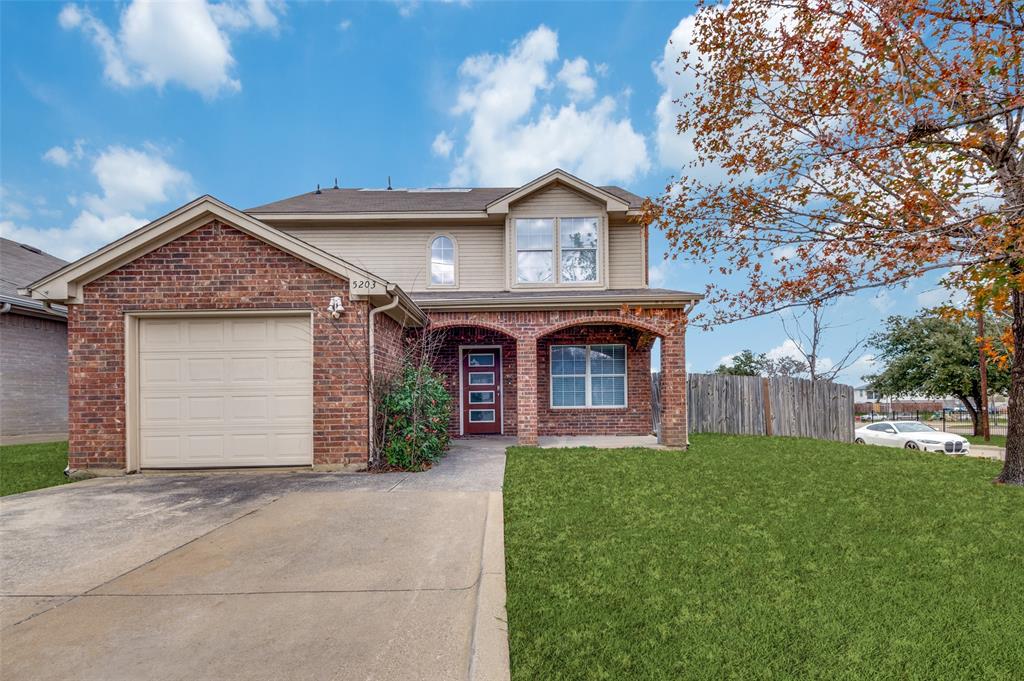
246,185,645,214
0,237,67,316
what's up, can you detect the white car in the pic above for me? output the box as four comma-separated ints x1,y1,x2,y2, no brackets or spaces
855,421,971,454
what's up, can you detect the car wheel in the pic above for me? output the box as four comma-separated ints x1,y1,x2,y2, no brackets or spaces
855,438,865,445
905,441,919,450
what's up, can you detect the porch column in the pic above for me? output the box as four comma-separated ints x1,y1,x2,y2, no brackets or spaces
516,336,538,446
659,331,688,448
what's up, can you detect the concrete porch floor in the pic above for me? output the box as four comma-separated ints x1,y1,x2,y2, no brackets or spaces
535,434,673,450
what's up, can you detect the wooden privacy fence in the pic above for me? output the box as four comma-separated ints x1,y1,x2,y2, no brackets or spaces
653,373,855,442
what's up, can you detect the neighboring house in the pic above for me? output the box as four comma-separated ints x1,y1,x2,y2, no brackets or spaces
0,238,68,444
853,385,954,414
22,169,700,473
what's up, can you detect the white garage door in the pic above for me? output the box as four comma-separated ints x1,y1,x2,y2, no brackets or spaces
138,315,313,468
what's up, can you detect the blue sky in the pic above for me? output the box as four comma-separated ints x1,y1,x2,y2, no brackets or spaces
0,0,955,382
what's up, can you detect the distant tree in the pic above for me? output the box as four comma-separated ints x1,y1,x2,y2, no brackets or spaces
646,0,1023,483
780,304,866,382
715,349,809,377
867,311,1010,435
715,350,764,376
763,355,811,378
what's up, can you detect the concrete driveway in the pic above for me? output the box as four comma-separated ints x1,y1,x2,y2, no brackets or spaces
0,439,510,681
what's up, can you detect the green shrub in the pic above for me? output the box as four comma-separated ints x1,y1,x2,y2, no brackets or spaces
377,361,453,471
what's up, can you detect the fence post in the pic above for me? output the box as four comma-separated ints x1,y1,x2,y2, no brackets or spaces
762,377,773,436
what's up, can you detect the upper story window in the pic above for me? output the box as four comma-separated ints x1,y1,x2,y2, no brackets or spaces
430,235,456,286
559,217,598,282
515,217,599,284
515,219,554,283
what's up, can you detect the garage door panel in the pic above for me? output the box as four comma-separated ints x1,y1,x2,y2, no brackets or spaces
273,318,312,343
230,357,270,382
139,320,182,347
276,356,313,381
138,316,313,468
185,319,225,345
230,319,270,345
141,357,182,384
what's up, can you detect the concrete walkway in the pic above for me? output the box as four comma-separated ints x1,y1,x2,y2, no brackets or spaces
0,439,510,681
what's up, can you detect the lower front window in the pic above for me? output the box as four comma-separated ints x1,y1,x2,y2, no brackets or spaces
550,344,626,408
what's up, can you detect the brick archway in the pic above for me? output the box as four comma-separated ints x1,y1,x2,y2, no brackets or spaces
532,315,669,342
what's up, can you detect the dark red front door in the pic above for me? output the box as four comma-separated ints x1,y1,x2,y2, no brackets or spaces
462,349,502,434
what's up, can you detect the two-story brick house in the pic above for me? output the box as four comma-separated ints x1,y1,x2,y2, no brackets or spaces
23,169,699,473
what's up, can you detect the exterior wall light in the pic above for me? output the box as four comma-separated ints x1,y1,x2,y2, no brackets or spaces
327,296,344,318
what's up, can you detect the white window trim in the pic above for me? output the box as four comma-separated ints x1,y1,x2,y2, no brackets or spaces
427,233,458,289
514,217,601,287
549,343,628,409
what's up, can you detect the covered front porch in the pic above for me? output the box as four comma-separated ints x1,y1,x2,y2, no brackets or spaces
420,307,691,448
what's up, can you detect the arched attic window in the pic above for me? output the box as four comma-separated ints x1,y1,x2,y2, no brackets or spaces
430,235,456,286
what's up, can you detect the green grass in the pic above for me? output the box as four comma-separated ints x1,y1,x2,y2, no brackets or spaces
504,434,1024,680
965,434,1007,448
1,441,70,496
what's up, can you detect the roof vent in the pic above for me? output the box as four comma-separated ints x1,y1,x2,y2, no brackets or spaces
19,243,42,254
387,176,392,191
315,183,321,195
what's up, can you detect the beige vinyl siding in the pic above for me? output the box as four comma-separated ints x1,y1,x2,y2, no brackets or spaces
278,224,505,292
509,184,604,217
608,223,645,288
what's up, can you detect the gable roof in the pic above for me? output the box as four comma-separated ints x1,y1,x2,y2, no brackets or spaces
0,237,68,318
20,196,427,326
245,169,644,218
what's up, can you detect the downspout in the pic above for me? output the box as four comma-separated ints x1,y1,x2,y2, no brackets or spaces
368,287,402,467
0,303,10,315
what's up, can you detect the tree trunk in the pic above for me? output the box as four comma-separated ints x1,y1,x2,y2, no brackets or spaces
998,289,1024,485
959,396,980,436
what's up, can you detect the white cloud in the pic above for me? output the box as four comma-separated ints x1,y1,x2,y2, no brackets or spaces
445,25,649,186
653,14,700,171
42,139,85,167
338,18,352,31
916,286,968,309
209,0,283,32
42,147,71,168
432,131,454,158
838,353,877,385
59,1,283,98
557,57,596,101
1,145,192,260
649,260,670,287
868,290,895,313
393,1,420,18
594,62,609,77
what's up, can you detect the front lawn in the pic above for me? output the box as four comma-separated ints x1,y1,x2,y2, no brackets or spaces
1,441,70,496
504,434,1024,680
966,434,1007,448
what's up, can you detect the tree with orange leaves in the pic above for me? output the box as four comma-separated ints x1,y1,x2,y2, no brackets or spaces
647,0,1023,484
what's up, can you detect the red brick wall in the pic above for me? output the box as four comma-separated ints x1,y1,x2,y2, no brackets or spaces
536,325,653,436
426,308,689,446
68,220,370,469
373,312,405,385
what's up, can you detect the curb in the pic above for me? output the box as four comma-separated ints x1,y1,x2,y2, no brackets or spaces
469,491,511,681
